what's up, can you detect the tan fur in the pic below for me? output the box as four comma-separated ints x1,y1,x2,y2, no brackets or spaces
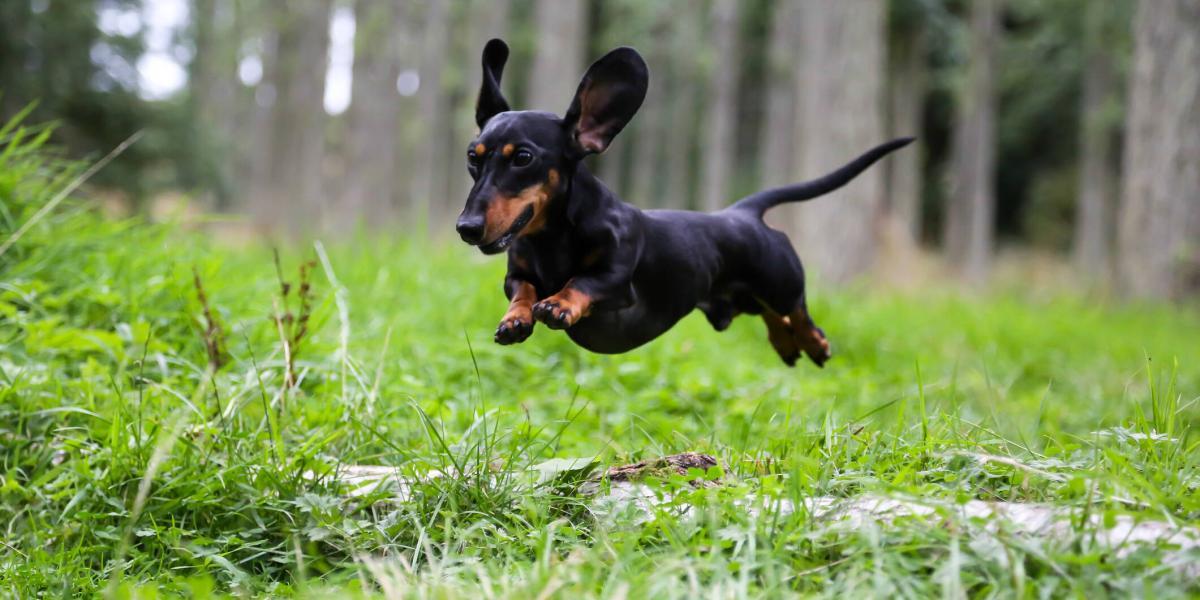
474,143,486,156
762,310,799,363
537,279,592,327
501,281,537,327
502,143,515,158
788,307,830,362
483,170,561,244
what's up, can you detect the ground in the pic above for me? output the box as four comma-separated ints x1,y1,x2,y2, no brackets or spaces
1,207,1198,597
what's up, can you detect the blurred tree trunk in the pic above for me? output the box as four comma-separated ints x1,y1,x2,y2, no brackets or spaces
629,13,670,208
700,0,740,212
786,1,887,283
412,0,451,232
664,8,702,210
246,10,277,219
337,0,405,233
596,128,628,198
191,0,241,209
450,0,511,208
391,2,421,220
253,0,332,233
944,0,999,283
527,0,588,113
1073,0,1119,280
758,0,798,190
885,15,926,243
1117,0,1200,299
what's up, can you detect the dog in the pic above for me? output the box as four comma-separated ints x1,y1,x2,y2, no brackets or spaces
455,39,913,367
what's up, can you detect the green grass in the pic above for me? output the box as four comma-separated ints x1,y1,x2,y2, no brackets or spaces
2,121,1199,597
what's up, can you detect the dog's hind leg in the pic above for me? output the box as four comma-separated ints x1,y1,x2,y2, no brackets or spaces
762,310,801,366
747,233,831,367
787,303,831,367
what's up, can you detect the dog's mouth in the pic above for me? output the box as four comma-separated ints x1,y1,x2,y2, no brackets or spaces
478,205,535,255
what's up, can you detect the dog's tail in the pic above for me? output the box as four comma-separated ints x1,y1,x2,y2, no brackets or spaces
730,137,915,218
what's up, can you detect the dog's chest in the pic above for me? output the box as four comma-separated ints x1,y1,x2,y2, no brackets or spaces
517,239,579,296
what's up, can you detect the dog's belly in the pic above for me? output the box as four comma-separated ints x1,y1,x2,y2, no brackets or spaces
564,306,681,353
560,218,723,353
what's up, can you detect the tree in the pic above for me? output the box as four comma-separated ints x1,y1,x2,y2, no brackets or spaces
944,0,1000,283
628,7,670,208
337,0,405,232
190,0,242,209
700,0,740,212
786,1,888,283
885,0,928,243
527,0,588,113
758,0,799,191
450,0,511,208
411,0,452,231
1116,0,1200,299
1073,0,1122,280
252,0,333,232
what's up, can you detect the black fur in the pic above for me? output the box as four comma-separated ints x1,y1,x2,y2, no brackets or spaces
457,39,914,366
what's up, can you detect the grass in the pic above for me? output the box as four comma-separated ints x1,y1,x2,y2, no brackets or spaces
2,119,1199,597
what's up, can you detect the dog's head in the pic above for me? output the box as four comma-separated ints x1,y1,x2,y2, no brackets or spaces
455,39,648,254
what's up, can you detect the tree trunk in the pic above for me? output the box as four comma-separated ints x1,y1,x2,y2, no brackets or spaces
700,0,740,212
253,0,332,233
191,0,241,209
628,13,671,209
412,0,451,233
944,0,999,283
1073,0,1120,280
1117,0,1200,299
663,9,703,210
450,0,511,209
336,0,405,233
246,17,278,222
758,0,798,191
597,128,629,198
885,18,926,244
527,0,588,113
786,1,887,283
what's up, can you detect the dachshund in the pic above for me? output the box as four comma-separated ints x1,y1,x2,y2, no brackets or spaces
455,39,913,366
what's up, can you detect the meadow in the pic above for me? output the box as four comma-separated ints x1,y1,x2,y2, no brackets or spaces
2,122,1199,597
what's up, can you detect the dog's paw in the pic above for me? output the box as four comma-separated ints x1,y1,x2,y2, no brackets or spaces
532,299,577,329
804,327,831,368
494,314,534,345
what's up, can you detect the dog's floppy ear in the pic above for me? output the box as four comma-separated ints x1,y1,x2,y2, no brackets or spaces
476,39,511,128
562,47,648,157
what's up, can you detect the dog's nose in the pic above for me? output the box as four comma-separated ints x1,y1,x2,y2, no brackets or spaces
456,215,486,244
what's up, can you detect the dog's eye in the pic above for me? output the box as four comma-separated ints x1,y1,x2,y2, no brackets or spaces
512,149,534,168
467,149,481,165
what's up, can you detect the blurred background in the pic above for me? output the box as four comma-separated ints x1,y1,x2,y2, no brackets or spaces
1,0,1197,298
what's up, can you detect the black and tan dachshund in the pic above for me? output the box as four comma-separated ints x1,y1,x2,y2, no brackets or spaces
455,39,913,367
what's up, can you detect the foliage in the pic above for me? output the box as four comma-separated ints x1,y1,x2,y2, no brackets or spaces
2,126,1199,596
0,0,160,201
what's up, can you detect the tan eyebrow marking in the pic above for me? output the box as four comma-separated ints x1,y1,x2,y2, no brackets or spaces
502,144,515,158
474,143,486,155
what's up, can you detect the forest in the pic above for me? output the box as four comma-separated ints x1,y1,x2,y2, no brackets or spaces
1,0,1196,295
1,0,1199,597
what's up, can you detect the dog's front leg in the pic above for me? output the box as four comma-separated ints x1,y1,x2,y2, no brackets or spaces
532,279,593,330
495,278,537,344
532,271,635,330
